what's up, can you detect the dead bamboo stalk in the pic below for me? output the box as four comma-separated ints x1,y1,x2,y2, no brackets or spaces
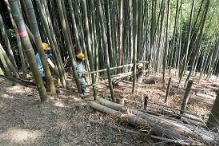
121,113,189,141
97,98,127,112
88,101,122,117
89,119,190,145
132,110,217,145
89,100,207,145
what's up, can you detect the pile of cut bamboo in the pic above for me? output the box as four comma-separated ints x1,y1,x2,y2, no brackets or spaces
89,98,219,145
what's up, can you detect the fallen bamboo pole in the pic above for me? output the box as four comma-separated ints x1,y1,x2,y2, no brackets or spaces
132,110,218,145
88,101,122,117
89,99,219,145
97,98,127,112
88,100,200,144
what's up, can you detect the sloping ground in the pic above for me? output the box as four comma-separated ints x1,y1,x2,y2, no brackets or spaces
0,77,149,146
0,72,218,146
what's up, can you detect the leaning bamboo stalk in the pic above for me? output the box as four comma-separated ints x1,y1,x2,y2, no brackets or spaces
55,0,81,92
0,46,19,78
24,0,56,94
4,0,27,78
0,13,17,69
178,0,195,84
9,0,48,101
35,0,66,88
0,43,11,76
97,0,114,101
81,0,97,99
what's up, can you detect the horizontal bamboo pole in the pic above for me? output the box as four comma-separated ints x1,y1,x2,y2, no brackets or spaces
88,61,149,74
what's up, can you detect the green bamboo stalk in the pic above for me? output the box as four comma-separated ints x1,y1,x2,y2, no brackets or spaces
0,12,17,69
90,1,100,82
0,45,19,78
185,0,210,85
104,0,114,70
4,0,28,78
81,0,97,99
67,0,82,52
137,0,143,60
24,0,56,94
156,0,166,73
55,0,81,92
128,0,133,72
36,0,66,88
162,0,170,87
9,0,48,102
179,0,195,84
132,0,138,94
118,0,124,72
0,43,12,76
97,0,114,101
108,0,118,72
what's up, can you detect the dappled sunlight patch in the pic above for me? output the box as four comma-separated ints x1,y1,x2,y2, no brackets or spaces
73,97,82,102
5,85,26,94
0,128,42,143
0,93,13,99
53,100,68,108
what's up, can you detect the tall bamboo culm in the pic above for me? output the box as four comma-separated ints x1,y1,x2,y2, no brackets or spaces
9,0,48,102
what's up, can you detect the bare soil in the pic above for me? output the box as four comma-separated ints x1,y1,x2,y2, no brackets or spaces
0,72,218,146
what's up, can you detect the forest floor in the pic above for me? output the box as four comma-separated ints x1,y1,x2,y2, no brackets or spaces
0,70,218,146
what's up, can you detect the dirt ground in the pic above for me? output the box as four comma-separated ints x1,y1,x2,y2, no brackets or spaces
0,71,218,146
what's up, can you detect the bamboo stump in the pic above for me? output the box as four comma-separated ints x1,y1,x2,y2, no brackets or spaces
165,78,172,103
180,80,193,115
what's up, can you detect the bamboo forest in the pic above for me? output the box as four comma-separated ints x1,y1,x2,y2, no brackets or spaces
0,0,219,145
